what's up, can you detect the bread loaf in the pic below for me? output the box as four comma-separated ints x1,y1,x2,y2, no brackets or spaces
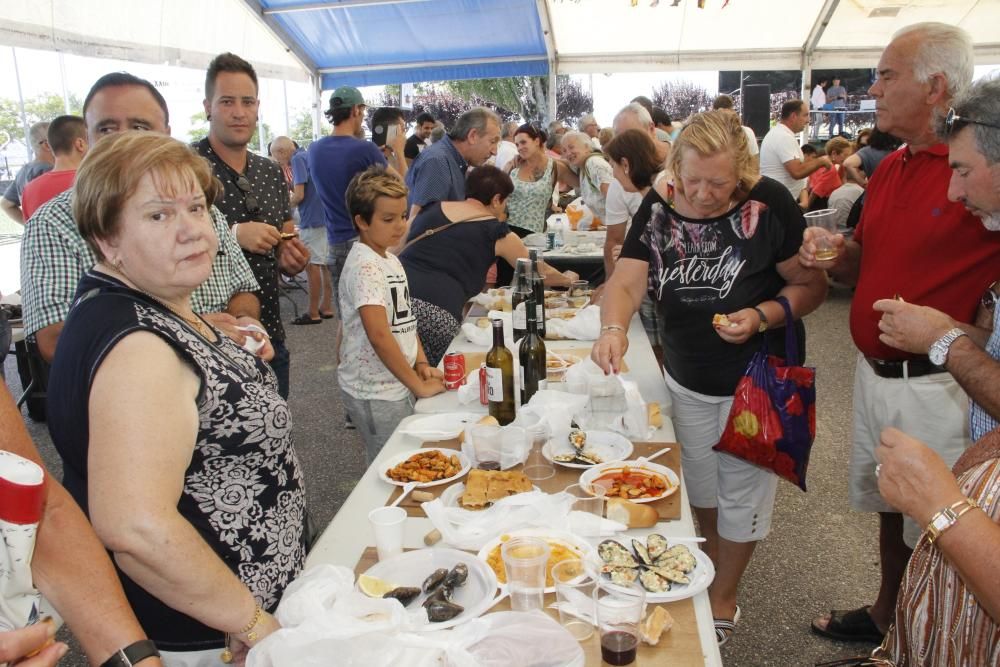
606,498,658,528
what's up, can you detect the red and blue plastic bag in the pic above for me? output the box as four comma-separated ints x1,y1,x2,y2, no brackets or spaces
714,296,816,491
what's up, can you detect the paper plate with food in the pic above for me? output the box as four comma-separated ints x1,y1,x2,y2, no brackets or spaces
542,429,633,469
438,468,537,510
593,532,715,603
579,460,679,503
380,448,471,488
477,529,595,594
359,547,499,630
545,350,581,380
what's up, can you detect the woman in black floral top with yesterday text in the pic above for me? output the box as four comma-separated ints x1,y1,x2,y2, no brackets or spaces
47,132,306,665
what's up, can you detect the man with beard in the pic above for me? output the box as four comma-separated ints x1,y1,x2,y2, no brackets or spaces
196,52,309,399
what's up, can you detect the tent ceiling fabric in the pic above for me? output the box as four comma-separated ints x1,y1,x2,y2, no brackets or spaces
0,0,309,82
0,0,998,91
257,0,549,89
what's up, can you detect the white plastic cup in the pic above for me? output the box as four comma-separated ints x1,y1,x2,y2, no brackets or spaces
368,506,406,561
501,536,550,611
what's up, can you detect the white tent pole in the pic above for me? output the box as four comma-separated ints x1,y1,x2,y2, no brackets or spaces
312,75,322,140
59,52,71,114
11,47,32,161
283,79,290,135
548,70,557,122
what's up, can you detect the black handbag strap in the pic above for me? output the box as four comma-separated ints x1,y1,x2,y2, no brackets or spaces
774,295,799,366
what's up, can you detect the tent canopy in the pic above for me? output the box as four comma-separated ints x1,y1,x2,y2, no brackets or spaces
2,0,999,91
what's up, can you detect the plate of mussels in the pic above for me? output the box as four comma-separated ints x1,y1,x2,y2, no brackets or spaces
541,429,634,469
360,547,500,631
593,532,715,603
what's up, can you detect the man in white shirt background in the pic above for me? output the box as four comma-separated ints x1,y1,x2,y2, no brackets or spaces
760,99,832,200
493,121,519,172
811,77,829,140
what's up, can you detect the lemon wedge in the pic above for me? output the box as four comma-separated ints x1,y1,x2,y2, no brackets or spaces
358,574,397,598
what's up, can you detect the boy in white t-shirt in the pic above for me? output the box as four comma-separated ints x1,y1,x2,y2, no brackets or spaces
338,166,445,462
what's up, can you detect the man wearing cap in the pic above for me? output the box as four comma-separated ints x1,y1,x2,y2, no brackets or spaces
308,86,402,368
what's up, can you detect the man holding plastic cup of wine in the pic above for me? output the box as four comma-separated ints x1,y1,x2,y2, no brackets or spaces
592,110,827,645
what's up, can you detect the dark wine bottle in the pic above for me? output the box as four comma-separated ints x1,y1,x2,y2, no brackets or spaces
528,248,546,339
519,294,547,405
511,258,532,342
485,319,516,425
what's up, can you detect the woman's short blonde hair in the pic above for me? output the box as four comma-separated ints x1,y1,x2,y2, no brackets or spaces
668,110,759,195
824,136,853,156
73,132,220,261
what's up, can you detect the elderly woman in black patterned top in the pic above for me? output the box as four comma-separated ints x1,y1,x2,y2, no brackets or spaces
593,111,827,646
46,132,306,665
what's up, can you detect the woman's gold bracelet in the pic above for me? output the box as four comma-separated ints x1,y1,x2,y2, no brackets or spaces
600,325,627,335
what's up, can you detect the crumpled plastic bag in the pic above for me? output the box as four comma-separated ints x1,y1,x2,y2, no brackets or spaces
422,491,573,551
565,198,595,231
248,565,482,667
460,424,530,470
462,310,513,347
465,611,584,667
545,305,601,341
563,360,653,440
248,570,584,667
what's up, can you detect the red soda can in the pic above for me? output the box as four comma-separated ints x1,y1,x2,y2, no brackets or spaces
479,363,488,405
443,352,466,390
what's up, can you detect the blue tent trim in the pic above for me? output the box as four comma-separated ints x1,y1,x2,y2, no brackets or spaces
258,0,551,89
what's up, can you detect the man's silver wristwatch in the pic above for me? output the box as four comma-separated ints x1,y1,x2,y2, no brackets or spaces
928,327,968,366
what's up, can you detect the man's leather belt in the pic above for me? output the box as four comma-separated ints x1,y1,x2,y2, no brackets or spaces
865,356,945,379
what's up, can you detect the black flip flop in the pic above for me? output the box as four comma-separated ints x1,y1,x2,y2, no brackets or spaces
319,312,335,319
811,607,885,643
291,314,322,325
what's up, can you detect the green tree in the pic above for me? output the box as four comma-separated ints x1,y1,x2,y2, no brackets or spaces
288,109,328,147
652,80,714,122
371,88,518,130
187,111,272,152
445,75,592,126
0,92,83,148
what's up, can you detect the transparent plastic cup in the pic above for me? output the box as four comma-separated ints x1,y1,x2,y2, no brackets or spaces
552,558,597,641
804,208,839,261
501,536,550,611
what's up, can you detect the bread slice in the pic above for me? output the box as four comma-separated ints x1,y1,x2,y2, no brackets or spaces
640,605,674,645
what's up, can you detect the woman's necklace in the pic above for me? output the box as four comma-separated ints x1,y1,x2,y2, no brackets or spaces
103,264,214,340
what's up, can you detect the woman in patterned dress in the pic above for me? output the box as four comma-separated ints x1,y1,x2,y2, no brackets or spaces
503,122,577,236
46,132,306,666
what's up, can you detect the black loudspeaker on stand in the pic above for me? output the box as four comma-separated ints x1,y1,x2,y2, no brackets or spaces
742,84,771,140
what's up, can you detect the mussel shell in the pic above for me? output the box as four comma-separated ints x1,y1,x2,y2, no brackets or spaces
605,565,640,587
639,569,671,593
646,534,668,561
569,429,587,451
444,563,468,588
598,540,638,568
650,565,690,585
632,538,653,566
382,586,421,606
422,585,453,606
422,568,449,593
425,599,464,622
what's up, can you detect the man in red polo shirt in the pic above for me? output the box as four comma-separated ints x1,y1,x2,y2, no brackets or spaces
21,115,88,222
799,22,1000,644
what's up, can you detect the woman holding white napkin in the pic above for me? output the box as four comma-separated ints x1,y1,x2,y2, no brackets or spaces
592,111,826,645
46,133,305,665
401,166,577,365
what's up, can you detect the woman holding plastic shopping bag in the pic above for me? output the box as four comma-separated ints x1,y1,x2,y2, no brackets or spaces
592,110,827,646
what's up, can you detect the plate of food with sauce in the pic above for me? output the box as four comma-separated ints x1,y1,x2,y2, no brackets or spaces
579,460,679,503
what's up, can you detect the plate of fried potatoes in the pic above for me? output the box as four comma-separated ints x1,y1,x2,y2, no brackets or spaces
380,448,471,488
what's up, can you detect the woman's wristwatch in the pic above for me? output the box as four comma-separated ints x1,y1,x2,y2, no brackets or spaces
926,498,978,544
101,640,160,667
752,306,769,333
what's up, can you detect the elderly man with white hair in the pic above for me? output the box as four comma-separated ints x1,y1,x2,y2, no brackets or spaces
800,23,1000,645
578,113,602,149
